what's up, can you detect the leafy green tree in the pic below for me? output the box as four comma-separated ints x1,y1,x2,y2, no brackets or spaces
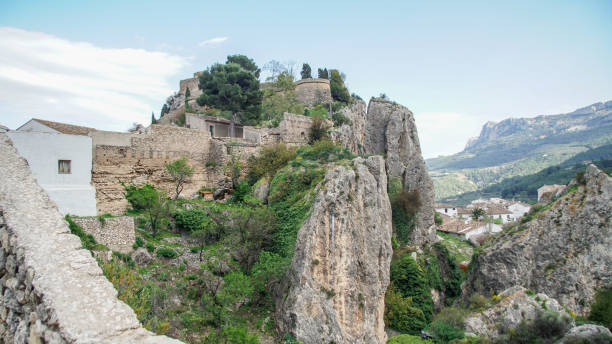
123,184,170,237
329,69,350,103
308,115,330,144
151,112,157,125
192,217,216,261
391,255,434,322
471,207,485,220
160,103,169,117
251,251,289,303
226,54,261,79
165,157,194,199
384,286,427,335
197,62,263,133
275,71,296,91
317,68,329,79
300,63,312,79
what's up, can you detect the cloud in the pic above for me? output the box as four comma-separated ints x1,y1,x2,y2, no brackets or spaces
198,36,228,46
0,27,189,131
413,112,485,159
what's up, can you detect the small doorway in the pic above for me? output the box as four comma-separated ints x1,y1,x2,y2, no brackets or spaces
209,125,214,137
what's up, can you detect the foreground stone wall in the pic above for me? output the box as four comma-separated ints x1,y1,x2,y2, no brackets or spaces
0,133,182,343
72,216,135,254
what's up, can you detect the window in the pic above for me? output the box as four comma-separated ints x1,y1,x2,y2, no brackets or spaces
209,125,214,137
58,160,71,174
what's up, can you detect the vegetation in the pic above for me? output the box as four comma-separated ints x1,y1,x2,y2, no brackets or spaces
493,310,572,344
123,184,171,237
197,58,263,131
164,157,194,199
246,144,297,184
387,335,433,344
308,115,330,144
384,286,428,335
317,68,328,79
65,215,103,250
329,69,350,104
390,255,434,323
471,208,485,220
588,288,612,329
391,190,421,243
300,63,311,79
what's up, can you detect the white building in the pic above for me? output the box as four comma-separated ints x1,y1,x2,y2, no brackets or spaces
508,202,531,221
7,119,97,216
435,203,458,217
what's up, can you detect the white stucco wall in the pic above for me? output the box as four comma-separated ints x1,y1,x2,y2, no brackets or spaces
16,119,60,133
6,131,97,216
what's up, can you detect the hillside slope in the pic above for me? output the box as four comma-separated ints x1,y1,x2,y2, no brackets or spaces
428,100,612,201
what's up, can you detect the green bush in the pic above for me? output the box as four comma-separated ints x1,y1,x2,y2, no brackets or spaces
434,212,443,225
390,255,434,322
433,307,467,329
391,190,421,243
133,237,145,249
495,310,572,343
387,334,433,344
426,320,464,344
384,286,427,334
246,144,297,184
296,140,354,162
588,288,612,329
146,242,155,253
308,114,330,144
231,180,252,204
329,69,350,103
575,170,587,185
174,208,210,232
156,247,177,259
331,111,351,127
206,325,260,344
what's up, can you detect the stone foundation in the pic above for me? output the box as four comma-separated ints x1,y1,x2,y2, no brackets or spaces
72,216,135,254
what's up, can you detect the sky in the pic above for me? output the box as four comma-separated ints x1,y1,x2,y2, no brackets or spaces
1,0,611,158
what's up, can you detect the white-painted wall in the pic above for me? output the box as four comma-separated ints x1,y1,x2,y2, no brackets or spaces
509,203,531,220
435,207,458,217
17,119,60,133
6,131,97,216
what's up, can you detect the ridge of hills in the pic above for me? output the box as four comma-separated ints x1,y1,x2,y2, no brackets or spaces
428,100,612,202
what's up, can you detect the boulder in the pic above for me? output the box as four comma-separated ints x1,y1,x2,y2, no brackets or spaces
364,98,435,244
558,324,612,343
276,156,392,344
253,178,270,203
131,247,152,266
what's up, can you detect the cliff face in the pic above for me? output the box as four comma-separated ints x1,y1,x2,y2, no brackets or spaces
331,99,367,155
364,98,435,244
276,156,392,344
465,165,612,315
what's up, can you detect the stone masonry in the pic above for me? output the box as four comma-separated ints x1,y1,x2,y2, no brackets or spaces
72,216,135,254
294,78,332,106
0,133,182,343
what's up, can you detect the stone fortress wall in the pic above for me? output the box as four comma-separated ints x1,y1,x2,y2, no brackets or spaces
0,133,182,343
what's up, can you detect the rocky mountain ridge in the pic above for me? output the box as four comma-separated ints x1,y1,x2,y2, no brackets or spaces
464,164,612,315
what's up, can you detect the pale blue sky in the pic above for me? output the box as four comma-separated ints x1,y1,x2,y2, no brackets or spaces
1,0,611,157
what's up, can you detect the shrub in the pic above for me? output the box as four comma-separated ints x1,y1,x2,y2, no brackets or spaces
146,242,155,253
174,208,210,233
434,212,443,225
123,183,170,237
65,215,98,250
496,310,572,344
384,286,427,335
329,69,350,103
133,237,145,249
392,190,422,243
308,114,330,144
296,139,354,162
588,288,612,329
426,320,464,344
246,144,297,184
467,294,489,312
434,307,467,329
331,111,351,127
387,334,433,344
231,180,252,204
205,324,260,344
390,255,434,322
576,170,587,185
156,247,177,259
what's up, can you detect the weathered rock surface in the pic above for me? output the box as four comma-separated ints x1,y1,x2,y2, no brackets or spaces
364,98,435,244
276,156,392,344
0,134,182,343
464,286,570,338
132,248,153,266
558,324,612,343
331,99,367,155
253,177,270,203
465,165,612,315
537,184,566,203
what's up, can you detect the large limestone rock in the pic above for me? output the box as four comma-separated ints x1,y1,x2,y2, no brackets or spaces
464,286,570,338
465,165,612,315
364,98,435,244
331,99,367,155
558,324,612,343
276,156,392,344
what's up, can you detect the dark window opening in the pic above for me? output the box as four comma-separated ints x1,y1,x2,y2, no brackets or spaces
58,160,71,174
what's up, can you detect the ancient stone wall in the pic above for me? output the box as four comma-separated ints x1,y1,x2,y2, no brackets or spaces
72,216,135,254
294,78,332,106
0,133,182,343
276,112,313,145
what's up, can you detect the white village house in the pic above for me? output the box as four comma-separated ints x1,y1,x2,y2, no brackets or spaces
434,203,458,217
7,119,97,216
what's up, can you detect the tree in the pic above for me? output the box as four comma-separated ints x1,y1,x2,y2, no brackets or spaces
301,63,312,79
263,60,287,81
226,54,261,79
151,112,157,125
317,68,329,79
165,157,194,199
197,61,263,134
123,184,170,237
329,69,350,103
472,207,485,220
191,216,216,261
308,115,330,144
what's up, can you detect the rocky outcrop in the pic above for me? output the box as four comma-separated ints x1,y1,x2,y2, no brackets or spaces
537,184,566,203
464,286,570,338
276,156,392,344
465,165,612,315
364,98,435,244
331,99,367,155
558,325,612,343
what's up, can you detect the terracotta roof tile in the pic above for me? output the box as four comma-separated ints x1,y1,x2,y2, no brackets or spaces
33,119,95,136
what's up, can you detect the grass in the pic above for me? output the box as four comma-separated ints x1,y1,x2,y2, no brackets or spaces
436,231,475,264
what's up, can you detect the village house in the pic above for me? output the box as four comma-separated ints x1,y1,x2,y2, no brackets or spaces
7,119,97,216
434,203,458,217
185,114,244,138
438,216,503,240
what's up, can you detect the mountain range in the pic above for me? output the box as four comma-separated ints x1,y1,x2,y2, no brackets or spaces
427,100,612,203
